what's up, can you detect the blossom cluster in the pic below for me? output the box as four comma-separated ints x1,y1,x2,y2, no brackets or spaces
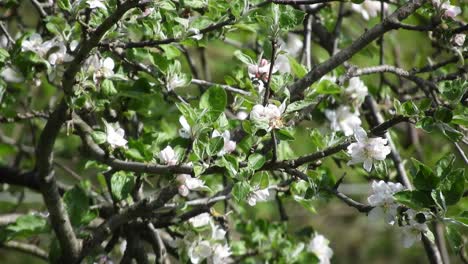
367,180,432,248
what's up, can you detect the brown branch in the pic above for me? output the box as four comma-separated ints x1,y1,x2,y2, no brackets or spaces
0,111,50,123
289,0,426,99
0,240,48,261
99,16,235,49
33,1,146,261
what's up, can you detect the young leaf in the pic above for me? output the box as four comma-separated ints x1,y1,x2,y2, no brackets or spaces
248,153,266,170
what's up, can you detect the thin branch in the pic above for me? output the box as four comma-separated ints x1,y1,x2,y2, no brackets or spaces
263,39,278,105
34,1,146,261
100,16,235,49
0,111,50,123
191,79,251,95
285,169,373,213
30,0,47,18
73,115,193,175
0,213,23,226
289,0,426,99
271,0,344,4
0,240,48,261
78,186,178,262
0,22,14,44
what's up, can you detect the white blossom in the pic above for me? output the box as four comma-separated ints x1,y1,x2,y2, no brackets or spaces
452,34,466,47
167,73,186,91
210,244,232,264
87,0,107,10
0,66,24,83
345,77,368,104
347,127,391,172
250,101,286,130
367,180,405,224
247,188,271,206
21,34,54,57
188,240,212,264
48,43,74,65
236,111,248,120
87,56,114,82
210,221,227,241
440,2,461,18
307,234,333,264
324,106,362,136
159,146,177,165
281,33,303,57
105,122,127,148
0,35,10,48
212,130,236,155
400,209,429,248
351,1,387,21
275,54,291,74
189,213,211,228
179,116,192,138
176,174,205,196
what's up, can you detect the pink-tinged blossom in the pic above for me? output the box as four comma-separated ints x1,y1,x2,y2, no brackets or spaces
250,101,286,131
159,146,177,165
248,58,276,82
212,130,236,155
441,2,461,18
452,34,466,47
176,174,205,197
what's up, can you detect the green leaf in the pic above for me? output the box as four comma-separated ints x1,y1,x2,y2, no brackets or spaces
278,5,305,31
0,48,9,64
111,172,135,201
439,124,463,142
446,224,463,253
285,99,313,113
160,44,182,59
314,79,341,94
415,116,436,132
394,190,434,210
208,136,224,156
101,79,117,96
199,86,227,119
248,153,266,170
434,107,453,123
91,131,107,145
125,148,145,161
63,186,93,226
251,171,270,189
233,50,254,65
221,154,239,178
439,80,467,103
439,169,465,205
4,215,47,241
57,0,71,11
400,100,419,116
288,56,307,78
417,98,432,111
411,158,439,191
276,128,295,141
232,181,251,202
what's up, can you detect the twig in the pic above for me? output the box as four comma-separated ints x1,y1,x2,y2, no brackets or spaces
289,0,426,99
191,79,251,95
0,240,48,261
263,39,277,105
